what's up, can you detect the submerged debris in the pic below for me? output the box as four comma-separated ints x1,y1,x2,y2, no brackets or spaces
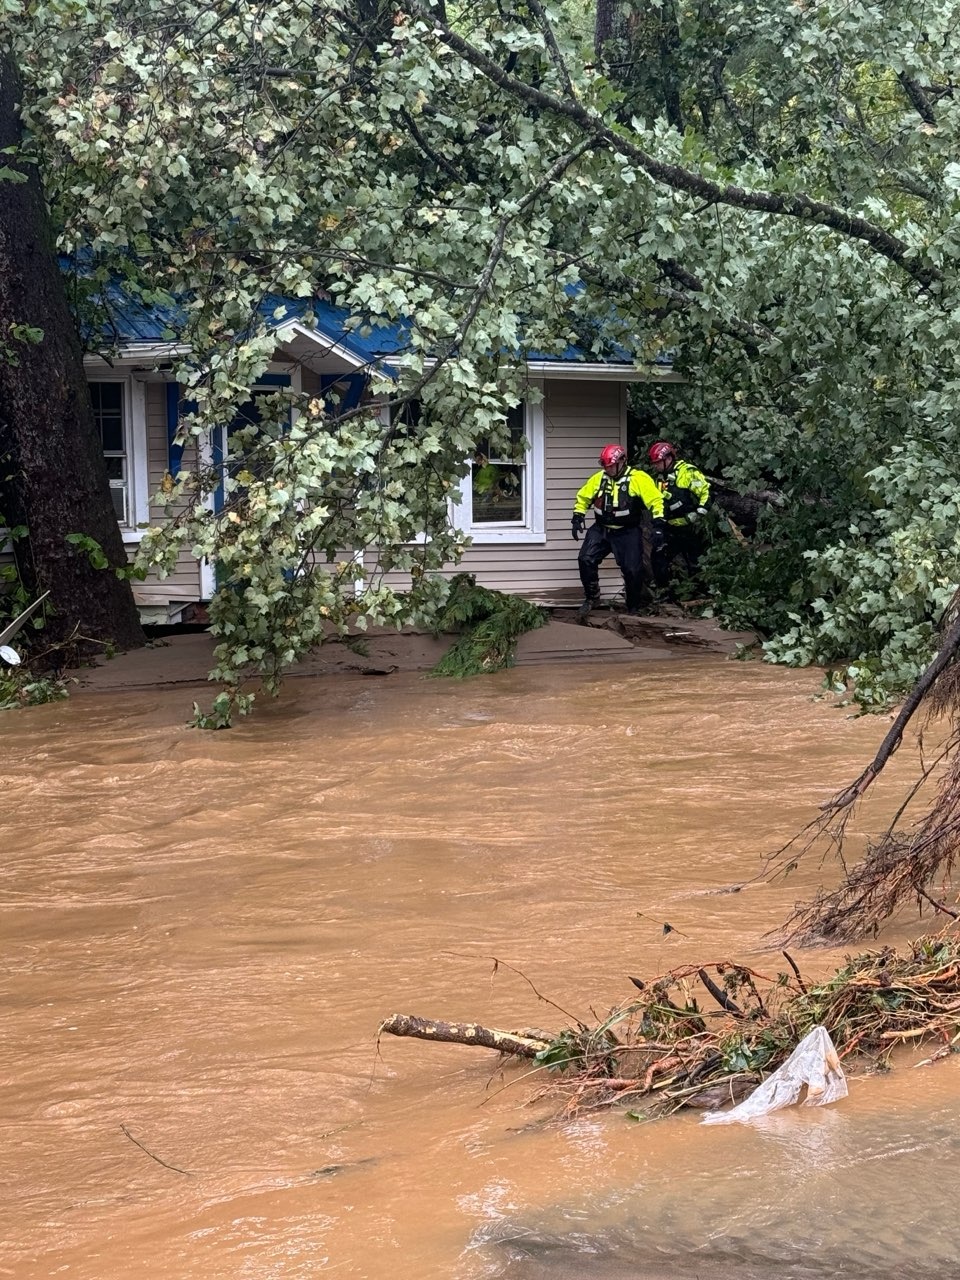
380,932,960,1121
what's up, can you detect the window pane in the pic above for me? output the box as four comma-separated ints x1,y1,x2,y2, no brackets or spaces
471,405,527,523
230,397,264,433
108,483,127,523
88,384,129,523
90,382,125,454
478,408,525,465
90,382,123,414
472,462,523,522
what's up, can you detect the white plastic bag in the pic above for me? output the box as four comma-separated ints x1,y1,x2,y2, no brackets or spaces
702,1024,847,1125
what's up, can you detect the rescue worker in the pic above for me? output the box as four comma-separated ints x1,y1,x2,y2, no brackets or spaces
571,444,665,616
647,440,711,590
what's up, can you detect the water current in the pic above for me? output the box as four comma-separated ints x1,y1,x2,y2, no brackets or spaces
1,656,958,1279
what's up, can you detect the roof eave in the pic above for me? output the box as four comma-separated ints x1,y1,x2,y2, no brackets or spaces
522,360,683,382
83,342,192,368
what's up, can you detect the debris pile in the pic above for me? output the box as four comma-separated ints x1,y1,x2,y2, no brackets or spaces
380,932,960,1121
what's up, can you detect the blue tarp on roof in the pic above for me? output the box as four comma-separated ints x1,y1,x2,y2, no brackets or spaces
259,293,411,363
88,280,409,365
75,266,668,369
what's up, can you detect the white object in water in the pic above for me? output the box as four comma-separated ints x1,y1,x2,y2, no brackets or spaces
702,1024,848,1125
0,591,50,666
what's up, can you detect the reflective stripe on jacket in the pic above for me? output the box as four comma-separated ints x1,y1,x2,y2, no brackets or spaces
574,467,664,527
657,460,710,526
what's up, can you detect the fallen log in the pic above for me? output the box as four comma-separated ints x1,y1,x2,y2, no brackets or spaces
378,1013,551,1059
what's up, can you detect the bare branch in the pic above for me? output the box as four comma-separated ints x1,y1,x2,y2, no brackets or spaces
824,611,960,816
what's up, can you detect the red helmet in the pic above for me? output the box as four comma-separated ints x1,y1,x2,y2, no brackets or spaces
648,441,677,465
599,444,627,470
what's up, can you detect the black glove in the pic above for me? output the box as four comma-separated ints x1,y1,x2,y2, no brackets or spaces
650,519,668,553
571,513,586,541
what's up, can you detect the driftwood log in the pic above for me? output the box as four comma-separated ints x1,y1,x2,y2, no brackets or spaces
378,1013,551,1059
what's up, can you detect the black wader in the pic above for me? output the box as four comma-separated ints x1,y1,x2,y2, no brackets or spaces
578,522,645,611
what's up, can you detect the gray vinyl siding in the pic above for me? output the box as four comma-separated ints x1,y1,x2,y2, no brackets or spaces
455,379,625,593
364,379,628,596
3,376,635,608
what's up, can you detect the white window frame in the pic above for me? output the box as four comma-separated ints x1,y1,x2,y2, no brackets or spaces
86,373,149,541
451,384,545,544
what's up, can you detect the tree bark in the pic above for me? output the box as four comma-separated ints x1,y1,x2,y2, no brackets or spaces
0,49,144,654
710,484,785,533
379,1013,551,1059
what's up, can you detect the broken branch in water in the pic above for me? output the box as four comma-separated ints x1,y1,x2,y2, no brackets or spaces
380,933,960,1123
774,589,960,941
827,611,960,815
377,1013,550,1059
119,1124,191,1176
782,950,808,993
697,968,744,1016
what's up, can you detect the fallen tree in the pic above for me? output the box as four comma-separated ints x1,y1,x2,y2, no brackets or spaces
379,934,960,1120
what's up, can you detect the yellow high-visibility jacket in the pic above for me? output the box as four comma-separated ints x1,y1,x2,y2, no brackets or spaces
574,467,664,528
657,460,710,526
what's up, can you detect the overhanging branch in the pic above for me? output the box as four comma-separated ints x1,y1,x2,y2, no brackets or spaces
408,3,942,290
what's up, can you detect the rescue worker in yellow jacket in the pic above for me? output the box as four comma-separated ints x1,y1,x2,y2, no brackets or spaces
647,440,711,589
572,444,665,616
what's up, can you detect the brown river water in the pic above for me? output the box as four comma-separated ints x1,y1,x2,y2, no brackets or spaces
2,655,959,1280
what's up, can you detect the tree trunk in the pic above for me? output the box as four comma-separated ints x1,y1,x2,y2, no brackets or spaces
711,484,785,535
0,49,144,654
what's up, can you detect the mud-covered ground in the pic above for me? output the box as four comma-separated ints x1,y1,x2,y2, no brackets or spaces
75,605,757,694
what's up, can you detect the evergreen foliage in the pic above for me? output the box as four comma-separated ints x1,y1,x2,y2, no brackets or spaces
430,573,547,677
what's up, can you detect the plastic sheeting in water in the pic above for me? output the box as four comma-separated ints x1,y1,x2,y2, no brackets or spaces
703,1024,848,1125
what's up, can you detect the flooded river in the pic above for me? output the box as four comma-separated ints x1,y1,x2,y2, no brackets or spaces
1,656,958,1279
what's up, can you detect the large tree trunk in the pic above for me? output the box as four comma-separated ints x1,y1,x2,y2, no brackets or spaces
0,49,144,654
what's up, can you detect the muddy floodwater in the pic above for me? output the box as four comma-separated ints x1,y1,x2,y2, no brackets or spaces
2,656,959,1279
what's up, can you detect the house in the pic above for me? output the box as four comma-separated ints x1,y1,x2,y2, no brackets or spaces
81,285,682,622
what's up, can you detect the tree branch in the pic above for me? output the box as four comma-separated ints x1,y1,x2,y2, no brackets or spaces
712,61,761,155
897,71,937,125
378,1013,551,1058
825,611,960,814
399,106,468,184
525,0,576,101
410,3,942,289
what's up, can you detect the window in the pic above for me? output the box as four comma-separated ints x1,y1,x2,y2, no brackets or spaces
454,390,545,543
212,378,292,514
471,404,526,524
90,381,129,525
